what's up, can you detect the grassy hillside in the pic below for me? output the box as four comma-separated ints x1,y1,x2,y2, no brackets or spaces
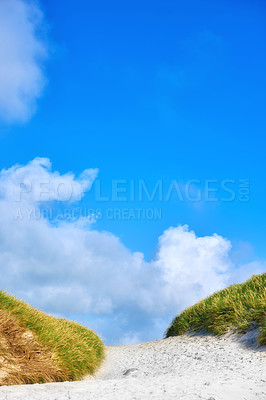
166,273,266,346
0,291,104,385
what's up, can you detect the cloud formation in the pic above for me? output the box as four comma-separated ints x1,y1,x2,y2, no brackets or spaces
0,158,264,344
0,0,48,123
0,157,98,202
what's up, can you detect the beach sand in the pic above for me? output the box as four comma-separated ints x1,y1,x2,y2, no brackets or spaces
0,331,265,399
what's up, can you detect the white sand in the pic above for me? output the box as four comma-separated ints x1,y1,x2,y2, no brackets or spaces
0,332,265,399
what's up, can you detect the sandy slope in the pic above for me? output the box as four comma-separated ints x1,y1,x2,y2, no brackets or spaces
0,332,265,400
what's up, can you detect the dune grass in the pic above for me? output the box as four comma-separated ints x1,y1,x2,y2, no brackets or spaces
166,273,266,346
0,291,104,385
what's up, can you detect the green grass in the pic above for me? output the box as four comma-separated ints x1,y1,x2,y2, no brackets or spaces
0,291,104,382
166,273,266,346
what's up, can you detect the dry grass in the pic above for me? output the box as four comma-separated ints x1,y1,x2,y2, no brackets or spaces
0,291,104,385
166,273,266,346
0,309,61,385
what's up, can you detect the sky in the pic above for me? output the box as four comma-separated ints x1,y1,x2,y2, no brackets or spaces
0,0,265,345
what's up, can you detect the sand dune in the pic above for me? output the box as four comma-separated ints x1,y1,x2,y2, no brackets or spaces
0,332,265,399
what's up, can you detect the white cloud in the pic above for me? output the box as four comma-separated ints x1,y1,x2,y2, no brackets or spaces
0,0,48,123
0,158,264,344
0,157,98,202
153,225,232,311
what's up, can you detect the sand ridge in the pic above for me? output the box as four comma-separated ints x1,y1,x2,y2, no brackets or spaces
0,332,265,399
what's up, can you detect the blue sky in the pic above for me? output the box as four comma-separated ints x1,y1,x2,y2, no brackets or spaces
0,0,265,344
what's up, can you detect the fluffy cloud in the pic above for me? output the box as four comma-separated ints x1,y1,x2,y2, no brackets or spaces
153,226,232,311
0,157,98,202
0,158,264,344
0,0,48,122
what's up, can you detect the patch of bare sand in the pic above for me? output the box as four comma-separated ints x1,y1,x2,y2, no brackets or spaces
0,332,265,399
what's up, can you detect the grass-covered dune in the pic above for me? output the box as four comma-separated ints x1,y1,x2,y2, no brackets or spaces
166,273,266,346
0,291,104,385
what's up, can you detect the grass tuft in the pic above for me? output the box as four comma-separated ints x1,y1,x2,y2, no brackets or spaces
166,273,266,346
0,291,104,385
